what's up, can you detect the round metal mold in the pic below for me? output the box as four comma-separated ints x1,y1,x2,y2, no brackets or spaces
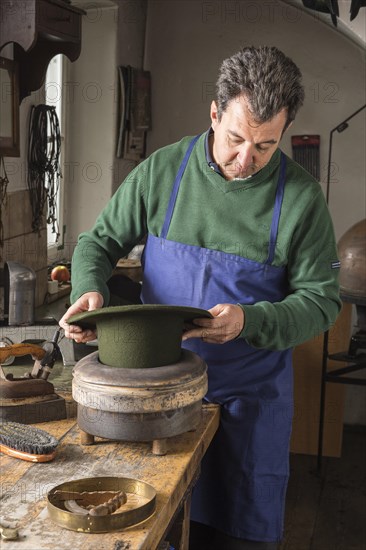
47,476,156,533
72,349,207,413
72,349,208,441
77,401,203,441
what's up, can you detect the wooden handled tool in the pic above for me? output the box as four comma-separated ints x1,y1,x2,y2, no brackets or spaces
58,490,128,516
89,491,127,516
0,343,46,364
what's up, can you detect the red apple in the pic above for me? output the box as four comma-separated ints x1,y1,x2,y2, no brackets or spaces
50,265,70,283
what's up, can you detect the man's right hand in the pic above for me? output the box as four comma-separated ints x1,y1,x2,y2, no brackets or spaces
59,291,104,343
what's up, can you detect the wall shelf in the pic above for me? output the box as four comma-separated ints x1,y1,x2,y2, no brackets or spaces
0,0,85,102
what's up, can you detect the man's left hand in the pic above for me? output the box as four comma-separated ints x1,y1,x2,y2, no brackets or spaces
182,303,245,344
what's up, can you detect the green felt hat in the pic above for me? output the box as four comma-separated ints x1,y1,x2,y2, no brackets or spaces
68,304,212,369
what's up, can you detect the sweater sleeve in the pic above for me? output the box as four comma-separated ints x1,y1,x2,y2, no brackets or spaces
70,162,148,305
239,189,342,350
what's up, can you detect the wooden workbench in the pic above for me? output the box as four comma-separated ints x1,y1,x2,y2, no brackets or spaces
0,404,220,550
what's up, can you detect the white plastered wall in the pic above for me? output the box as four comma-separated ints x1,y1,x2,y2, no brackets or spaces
63,6,118,251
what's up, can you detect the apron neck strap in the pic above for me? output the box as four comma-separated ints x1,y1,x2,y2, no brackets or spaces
161,134,201,239
266,152,287,265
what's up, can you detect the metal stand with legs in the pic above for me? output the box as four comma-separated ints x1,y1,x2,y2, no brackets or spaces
317,330,366,473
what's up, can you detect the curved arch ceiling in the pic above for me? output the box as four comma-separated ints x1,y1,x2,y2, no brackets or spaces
284,0,366,46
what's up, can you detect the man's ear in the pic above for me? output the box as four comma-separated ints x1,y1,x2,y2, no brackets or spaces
210,101,219,128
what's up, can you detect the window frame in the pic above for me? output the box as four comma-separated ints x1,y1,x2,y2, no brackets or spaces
45,54,66,259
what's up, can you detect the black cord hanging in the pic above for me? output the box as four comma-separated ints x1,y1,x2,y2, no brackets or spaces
0,155,9,253
27,104,61,238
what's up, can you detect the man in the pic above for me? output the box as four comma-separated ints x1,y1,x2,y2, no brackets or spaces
60,46,341,549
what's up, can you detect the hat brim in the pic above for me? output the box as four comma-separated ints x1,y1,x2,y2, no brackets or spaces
68,305,212,368
68,304,212,329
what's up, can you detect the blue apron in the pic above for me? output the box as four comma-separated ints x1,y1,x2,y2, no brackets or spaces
141,136,293,543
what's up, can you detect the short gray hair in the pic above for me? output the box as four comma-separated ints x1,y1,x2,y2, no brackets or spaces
216,46,305,130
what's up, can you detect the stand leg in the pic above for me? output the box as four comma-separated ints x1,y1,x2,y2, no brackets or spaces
152,438,167,455
317,330,329,474
80,429,95,446
166,492,192,550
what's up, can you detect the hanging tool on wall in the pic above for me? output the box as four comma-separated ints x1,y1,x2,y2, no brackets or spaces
27,104,61,236
302,0,339,26
0,156,9,254
350,0,366,21
116,65,152,161
291,135,320,181
302,0,366,23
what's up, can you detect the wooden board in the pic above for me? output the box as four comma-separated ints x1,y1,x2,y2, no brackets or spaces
0,404,220,549
290,303,352,457
115,258,143,284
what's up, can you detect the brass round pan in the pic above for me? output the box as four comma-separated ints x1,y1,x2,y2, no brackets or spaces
47,476,156,533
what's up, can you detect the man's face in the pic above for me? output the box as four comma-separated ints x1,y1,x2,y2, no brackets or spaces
210,96,288,181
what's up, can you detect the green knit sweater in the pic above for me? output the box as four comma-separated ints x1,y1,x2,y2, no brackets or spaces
71,133,341,350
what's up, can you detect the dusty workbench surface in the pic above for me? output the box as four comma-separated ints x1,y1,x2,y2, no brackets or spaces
0,403,220,550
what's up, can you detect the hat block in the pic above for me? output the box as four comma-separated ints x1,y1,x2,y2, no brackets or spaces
68,304,212,369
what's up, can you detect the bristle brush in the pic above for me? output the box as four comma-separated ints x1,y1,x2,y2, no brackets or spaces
0,421,59,462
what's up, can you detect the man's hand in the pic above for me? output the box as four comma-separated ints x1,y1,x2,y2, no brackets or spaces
59,292,104,343
182,303,245,344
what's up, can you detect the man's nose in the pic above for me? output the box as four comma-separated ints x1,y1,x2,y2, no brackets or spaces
236,144,254,169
